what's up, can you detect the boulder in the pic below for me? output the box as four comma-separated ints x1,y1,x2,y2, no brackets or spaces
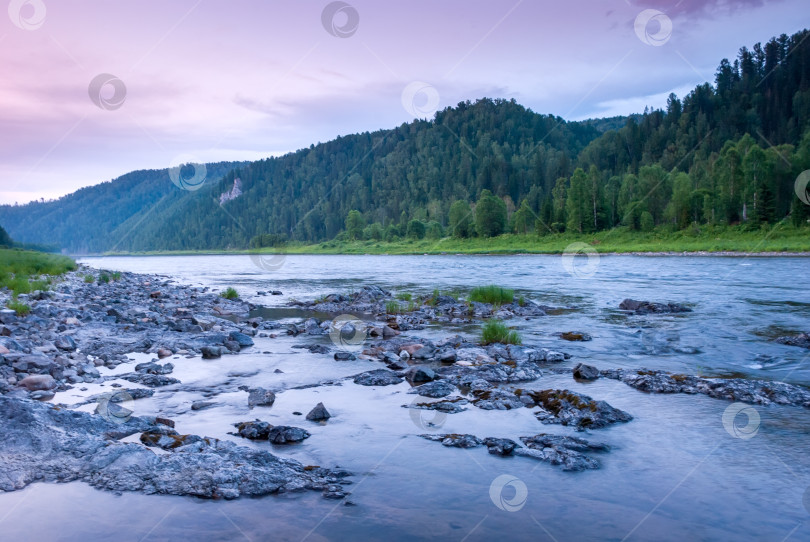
406,366,436,383
573,363,600,380
18,374,56,391
248,388,276,408
54,335,77,351
228,331,254,348
201,346,223,359
353,369,404,386
306,402,332,421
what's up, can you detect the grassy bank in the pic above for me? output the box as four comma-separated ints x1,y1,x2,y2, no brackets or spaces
281,225,810,255
99,225,810,257
0,248,76,297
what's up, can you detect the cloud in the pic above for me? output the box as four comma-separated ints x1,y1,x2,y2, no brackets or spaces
630,0,771,18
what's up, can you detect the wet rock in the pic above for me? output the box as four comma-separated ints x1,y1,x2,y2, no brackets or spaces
322,484,348,499
406,366,436,383
408,380,456,398
30,390,55,401
573,363,600,381
306,402,331,421
560,332,592,342
619,299,691,314
522,389,633,430
248,388,276,408
516,434,609,471
17,374,56,391
420,433,482,448
353,369,403,386
483,437,520,456
118,373,180,387
235,421,273,439
293,344,330,354
775,332,810,349
601,368,810,408
157,348,173,358
228,331,254,348
201,346,223,359
334,352,356,361
407,398,469,414
141,430,203,450
134,362,174,375
0,396,348,499
267,426,310,444
471,388,525,410
191,401,216,411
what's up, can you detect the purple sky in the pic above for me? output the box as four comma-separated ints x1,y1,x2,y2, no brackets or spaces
0,0,807,204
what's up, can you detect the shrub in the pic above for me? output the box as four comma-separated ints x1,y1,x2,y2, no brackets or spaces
98,273,110,284
385,300,402,314
220,287,239,300
7,300,30,316
469,285,514,305
84,274,95,283
396,292,412,301
481,320,522,345
111,272,122,281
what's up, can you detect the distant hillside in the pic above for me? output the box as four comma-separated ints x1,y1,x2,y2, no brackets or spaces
2,28,808,252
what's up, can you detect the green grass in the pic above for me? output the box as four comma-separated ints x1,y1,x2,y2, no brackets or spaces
469,285,514,305
111,271,122,281
0,249,75,296
84,274,95,283
396,292,412,301
220,287,239,300
6,300,31,316
481,320,522,345
98,273,110,284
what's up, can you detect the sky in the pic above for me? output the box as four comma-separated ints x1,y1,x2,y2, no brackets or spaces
0,0,807,205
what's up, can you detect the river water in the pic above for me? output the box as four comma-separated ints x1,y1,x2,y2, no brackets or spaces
1,254,808,541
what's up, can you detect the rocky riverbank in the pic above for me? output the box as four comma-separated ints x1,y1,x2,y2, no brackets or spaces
0,266,351,500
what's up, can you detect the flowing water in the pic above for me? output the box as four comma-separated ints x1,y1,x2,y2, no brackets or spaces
1,254,809,541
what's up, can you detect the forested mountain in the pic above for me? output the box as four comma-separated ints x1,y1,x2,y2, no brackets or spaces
0,163,244,253
1,29,808,252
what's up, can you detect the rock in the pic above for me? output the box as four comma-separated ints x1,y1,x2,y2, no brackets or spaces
294,344,330,354
155,417,175,428
619,299,691,314
157,348,173,358
0,396,349,499
420,434,482,448
201,346,223,359
54,335,77,351
30,390,55,401
407,398,468,414
560,332,592,342
406,366,436,383
119,373,180,387
382,326,399,338
191,401,216,411
135,362,174,375
17,374,56,391
248,388,276,408
516,434,609,471
523,389,633,430
407,380,455,398
228,331,254,348
573,363,600,380
334,352,356,361
483,437,520,456
306,402,332,421
267,426,310,444
775,332,810,349
235,421,273,440
353,369,404,386
601,368,810,409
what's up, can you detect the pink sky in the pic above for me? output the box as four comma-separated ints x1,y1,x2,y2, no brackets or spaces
0,0,807,204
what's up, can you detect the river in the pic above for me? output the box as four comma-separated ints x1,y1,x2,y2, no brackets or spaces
1,254,808,541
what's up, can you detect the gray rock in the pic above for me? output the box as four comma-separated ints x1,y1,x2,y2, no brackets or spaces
420,433,482,448
408,380,455,398
334,351,356,361
516,434,609,471
228,331,254,347
483,437,520,456
191,401,216,411
0,396,349,499
353,369,403,386
306,402,331,421
524,389,633,430
201,346,223,359
248,388,276,408
54,335,77,351
619,299,691,314
573,363,600,380
118,373,180,387
406,366,436,383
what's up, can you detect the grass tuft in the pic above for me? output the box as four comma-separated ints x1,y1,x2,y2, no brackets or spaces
470,285,514,306
220,287,239,300
481,320,522,345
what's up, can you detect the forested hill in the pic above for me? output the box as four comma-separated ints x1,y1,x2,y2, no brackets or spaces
2,28,809,252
